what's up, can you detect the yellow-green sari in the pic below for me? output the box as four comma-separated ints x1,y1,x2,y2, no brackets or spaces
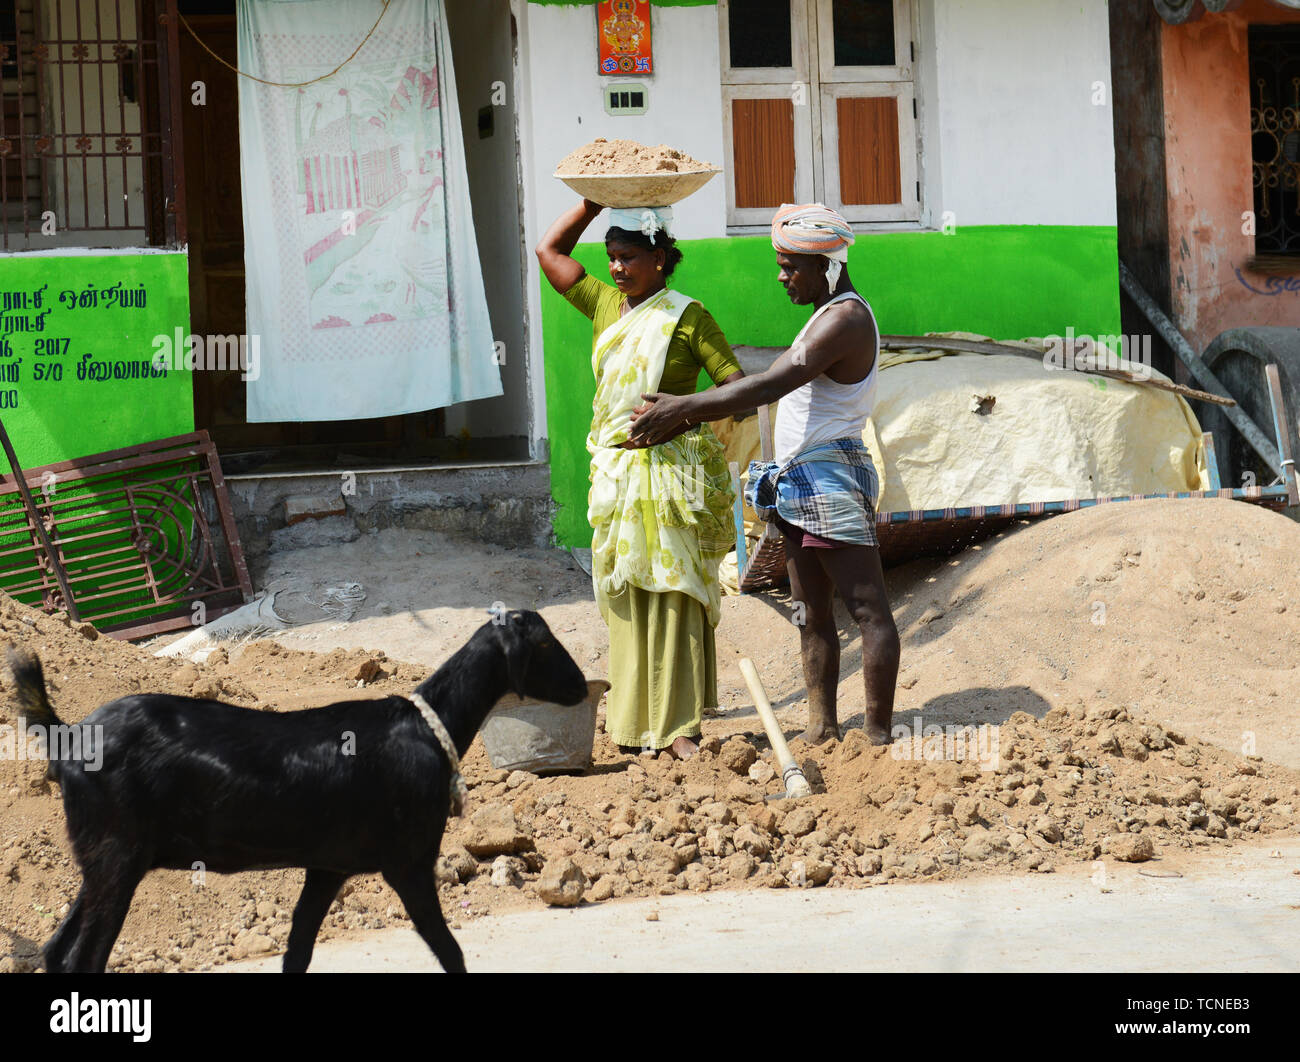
584,286,735,749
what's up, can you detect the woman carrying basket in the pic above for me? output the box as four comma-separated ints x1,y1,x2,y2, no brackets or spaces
536,197,743,760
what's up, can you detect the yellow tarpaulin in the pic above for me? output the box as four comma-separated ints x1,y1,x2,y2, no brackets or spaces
715,335,1209,593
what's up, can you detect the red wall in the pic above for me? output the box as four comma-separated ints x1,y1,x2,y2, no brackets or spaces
1161,0,1300,353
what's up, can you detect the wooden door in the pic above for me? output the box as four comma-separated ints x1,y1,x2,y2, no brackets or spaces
181,15,268,450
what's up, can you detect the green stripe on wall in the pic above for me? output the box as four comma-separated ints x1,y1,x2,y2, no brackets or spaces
543,224,1120,547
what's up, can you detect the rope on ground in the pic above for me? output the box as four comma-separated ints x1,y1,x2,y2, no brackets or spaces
308,583,367,622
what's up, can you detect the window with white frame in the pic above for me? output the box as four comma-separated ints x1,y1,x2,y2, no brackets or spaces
719,0,919,228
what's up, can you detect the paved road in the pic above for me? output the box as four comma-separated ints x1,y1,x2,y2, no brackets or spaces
221,838,1300,973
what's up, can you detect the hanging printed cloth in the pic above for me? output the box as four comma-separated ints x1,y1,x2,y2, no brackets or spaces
238,0,502,421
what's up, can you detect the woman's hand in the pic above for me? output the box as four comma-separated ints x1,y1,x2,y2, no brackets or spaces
627,392,690,447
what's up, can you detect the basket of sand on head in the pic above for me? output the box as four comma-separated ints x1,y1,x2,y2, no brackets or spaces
554,138,721,207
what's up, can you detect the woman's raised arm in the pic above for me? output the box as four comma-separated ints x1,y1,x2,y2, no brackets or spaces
535,199,604,294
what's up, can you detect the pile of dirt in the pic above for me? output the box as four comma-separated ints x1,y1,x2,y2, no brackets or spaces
2,498,1299,972
880,498,1300,768
556,137,712,175
430,696,1300,913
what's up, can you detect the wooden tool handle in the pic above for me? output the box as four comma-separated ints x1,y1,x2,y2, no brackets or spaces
739,657,810,798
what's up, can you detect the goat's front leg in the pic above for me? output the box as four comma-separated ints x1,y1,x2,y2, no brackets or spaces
42,889,85,973
382,865,465,973
283,869,347,973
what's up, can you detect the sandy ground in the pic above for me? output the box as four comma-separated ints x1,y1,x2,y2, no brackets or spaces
254,498,1300,767
222,837,1300,973
2,496,1299,972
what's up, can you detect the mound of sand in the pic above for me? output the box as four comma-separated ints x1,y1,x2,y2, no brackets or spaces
884,498,1300,767
438,700,1299,910
556,137,712,175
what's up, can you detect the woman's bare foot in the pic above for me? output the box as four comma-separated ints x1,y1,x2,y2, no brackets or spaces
669,735,699,760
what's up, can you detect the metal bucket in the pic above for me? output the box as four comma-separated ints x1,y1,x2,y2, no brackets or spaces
479,679,610,775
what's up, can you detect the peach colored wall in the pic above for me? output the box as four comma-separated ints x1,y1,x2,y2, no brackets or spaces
1161,0,1300,354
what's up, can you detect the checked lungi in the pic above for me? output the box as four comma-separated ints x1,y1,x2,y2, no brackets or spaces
745,436,880,547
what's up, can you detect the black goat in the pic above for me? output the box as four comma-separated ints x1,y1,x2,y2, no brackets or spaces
6,609,588,973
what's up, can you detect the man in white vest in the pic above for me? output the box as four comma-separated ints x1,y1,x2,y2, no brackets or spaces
628,204,898,746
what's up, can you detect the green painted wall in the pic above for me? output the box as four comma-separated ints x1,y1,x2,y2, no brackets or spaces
0,252,193,470
543,224,1121,546
0,252,196,628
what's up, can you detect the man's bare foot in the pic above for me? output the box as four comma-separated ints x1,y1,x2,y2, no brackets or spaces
863,722,892,746
668,735,699,760
798,721,841,745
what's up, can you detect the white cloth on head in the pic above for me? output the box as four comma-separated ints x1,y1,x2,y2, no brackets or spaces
608,206,673,244
770,203,854,262
770,203,851,293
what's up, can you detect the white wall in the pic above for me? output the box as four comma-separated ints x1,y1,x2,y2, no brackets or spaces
445,0,530,444
517,0,1117,239
513,0,727,453
930,0,1117,227
518,2,727,242
513,0,1119,451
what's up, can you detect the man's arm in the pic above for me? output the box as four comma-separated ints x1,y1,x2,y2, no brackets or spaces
620,369,744,449
628,311,859,446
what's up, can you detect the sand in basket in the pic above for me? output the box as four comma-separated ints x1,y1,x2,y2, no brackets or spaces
555,138,720,208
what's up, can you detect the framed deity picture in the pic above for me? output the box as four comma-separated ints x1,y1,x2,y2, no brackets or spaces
597,0,653,77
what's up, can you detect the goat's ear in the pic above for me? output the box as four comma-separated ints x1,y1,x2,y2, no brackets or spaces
497,611,532,695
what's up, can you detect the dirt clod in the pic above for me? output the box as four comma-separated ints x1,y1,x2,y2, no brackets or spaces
720,737,757,775
537,857,587,907
1110,834,1156,863
463,804,534,857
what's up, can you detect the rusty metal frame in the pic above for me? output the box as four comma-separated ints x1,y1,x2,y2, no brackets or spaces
0,411,81,619
0,428,252,637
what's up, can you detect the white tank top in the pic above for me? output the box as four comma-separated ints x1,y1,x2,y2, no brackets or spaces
772,291,879,466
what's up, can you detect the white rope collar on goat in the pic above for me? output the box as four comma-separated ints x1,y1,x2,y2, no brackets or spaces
408,691,467,816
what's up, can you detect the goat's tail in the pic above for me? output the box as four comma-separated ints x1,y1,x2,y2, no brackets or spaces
6,648,62,728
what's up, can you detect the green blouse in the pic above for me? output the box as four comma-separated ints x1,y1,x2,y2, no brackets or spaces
562,274,741,394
